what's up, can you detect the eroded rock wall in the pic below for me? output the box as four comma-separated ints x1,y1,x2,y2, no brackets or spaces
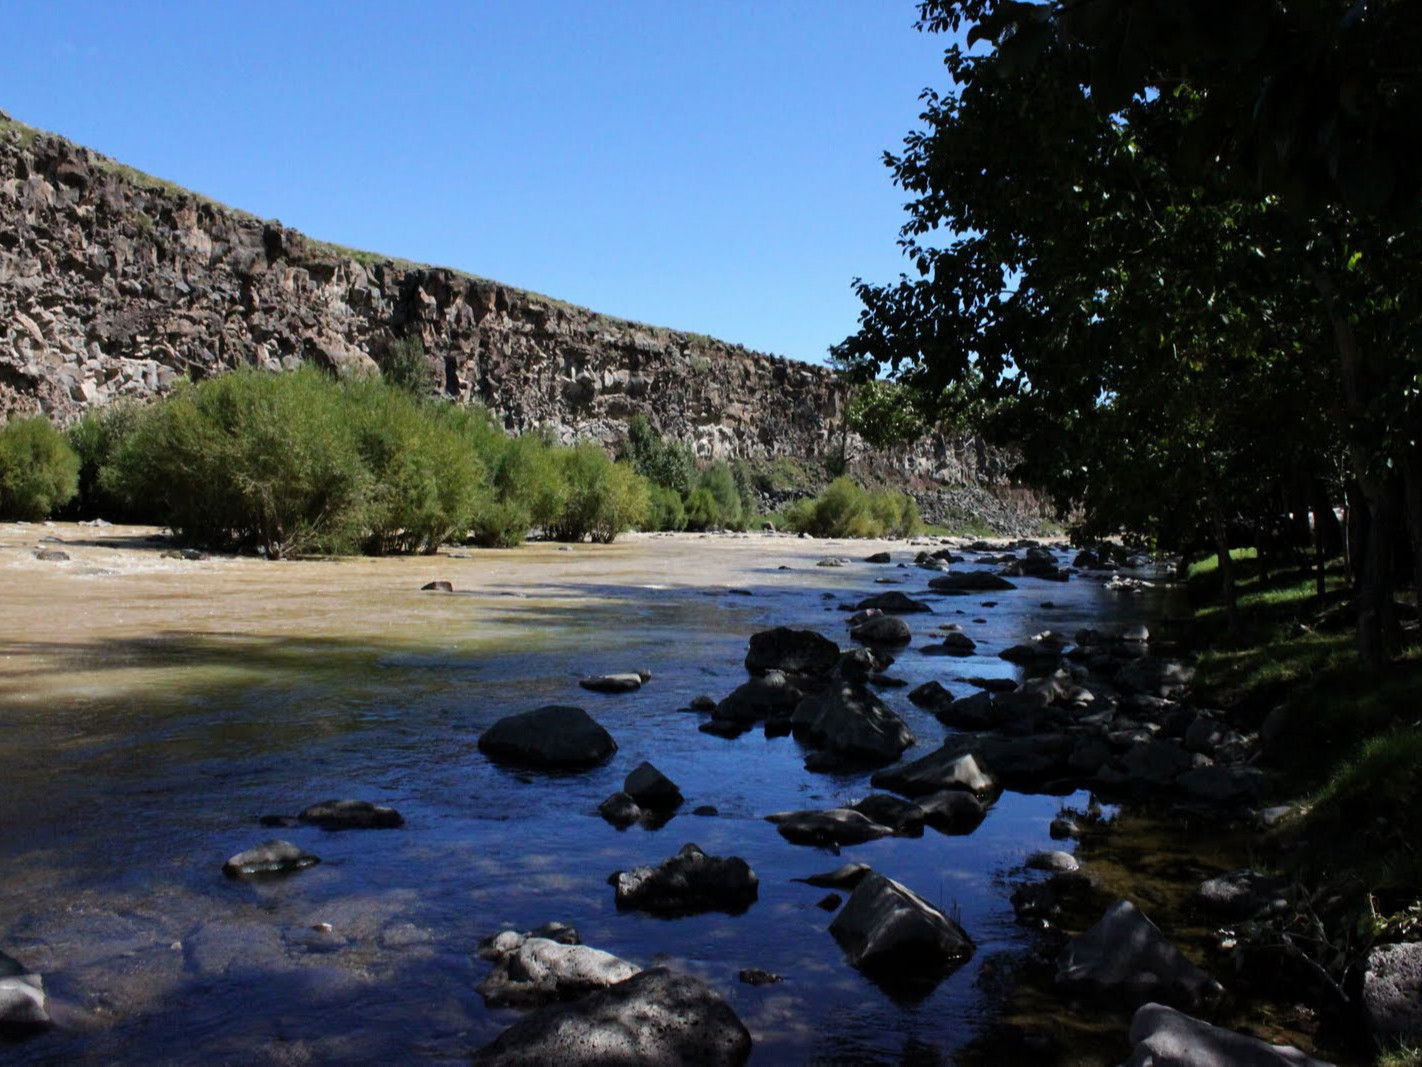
0,117,1036,520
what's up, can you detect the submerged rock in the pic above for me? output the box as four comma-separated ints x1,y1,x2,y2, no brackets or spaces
0,951,49,1033
420,580,453,592
476,932,641,1007
612,843,758,916
597,791,641,829
829,872,975,981
222,839,321,879
796,863,873,890
871,749,997,800
478,705,617,769
850,793,926,836
849,614,912,646
855,591,932,614
1056,899,1221,1009
1123,1003,1334,1066
766,808,895,848
916,789,987,835
578,673,645,694
473,967,752,1066
928,571,1016,593
1195,868,1286,921
298,798,404,829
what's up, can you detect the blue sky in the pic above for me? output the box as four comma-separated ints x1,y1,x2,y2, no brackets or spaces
3,2,956,365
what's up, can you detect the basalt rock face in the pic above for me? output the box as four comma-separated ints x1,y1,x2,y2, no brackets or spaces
0,116,1033,517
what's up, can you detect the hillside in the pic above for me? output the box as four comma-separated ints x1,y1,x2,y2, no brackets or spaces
0,110,1039,528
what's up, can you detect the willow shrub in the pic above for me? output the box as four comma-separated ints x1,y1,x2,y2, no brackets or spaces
783,477,923,539
103,368,372,557
346,382,490,554
685,461,746,531
548,443,649,544
66,401,146,520
0,415,80,520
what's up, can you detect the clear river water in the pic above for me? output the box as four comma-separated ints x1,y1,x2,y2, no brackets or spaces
0,525,1187,1064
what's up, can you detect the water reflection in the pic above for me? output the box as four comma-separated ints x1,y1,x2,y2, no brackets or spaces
0,527,1184,1063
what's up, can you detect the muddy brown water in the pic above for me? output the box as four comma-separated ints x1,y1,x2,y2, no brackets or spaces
0,523,1220,1063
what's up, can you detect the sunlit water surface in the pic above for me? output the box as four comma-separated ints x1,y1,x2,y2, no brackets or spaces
0,526,1184,1063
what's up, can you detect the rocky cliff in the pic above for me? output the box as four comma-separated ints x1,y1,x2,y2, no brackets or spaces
0,112,1041,527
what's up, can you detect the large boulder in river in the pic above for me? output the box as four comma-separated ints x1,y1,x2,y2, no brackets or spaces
0,951,49,1033
1363,941,1422,1046
624,761,683,810
829,872,975,982
1056,899,1221,1009
472,967,752,1066
1123,1003,1333,1066
744,626,839,678
871,748,997,799
791,682,915,767
613,843,758,916
849,614,912,646
928,571,1017,593
298,799,404,829
855,591,932,614
222,839,321,879
476,932,641,1007
710,671,803,730
765,808,895,848
478,705,616,769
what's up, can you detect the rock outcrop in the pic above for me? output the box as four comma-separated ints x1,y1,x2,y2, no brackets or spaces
0,114,1043,530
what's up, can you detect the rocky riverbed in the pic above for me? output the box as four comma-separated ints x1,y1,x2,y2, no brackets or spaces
0,524,1347,1062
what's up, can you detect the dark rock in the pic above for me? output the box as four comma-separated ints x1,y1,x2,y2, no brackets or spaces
850,614,912,646
1115,657,1195,698
1177,764,1268,803
472,967,752,1066
871,748,997,799
421,580,453,591
598,792,641,829
791,682,915,766
1049,815,1080,840
222,839,320,878
829,872,975,981
476,932,640,1007
688,694,717,712
916,789,987,834
908,680,954,712
816,893,843,911
578,673,644,693
1123,1002,1333,1066
922,632,977,656
1056,900,1222,1009
864,551,892,564
612,843,758,916
692,805,719,816
34,548,70,562
739,967,783,986
855,591,932,614
851,793,926,836
962,676,1018,694
796,863,873,890
713,671,803,727
297,798,404,829
1011,881,1061,922
936,690,996,730
745,626,840,678
766,808,894,847
1364,942,1422,1046
479,705,616,769
624,761,683,810
928,571,1017,593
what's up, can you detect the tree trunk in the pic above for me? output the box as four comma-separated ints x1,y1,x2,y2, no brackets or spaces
1209,503,1239,630
1400,442,1422,604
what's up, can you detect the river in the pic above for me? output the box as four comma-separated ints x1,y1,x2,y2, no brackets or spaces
0,524,1186,1063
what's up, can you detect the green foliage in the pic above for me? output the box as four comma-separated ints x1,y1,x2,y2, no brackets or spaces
846,380,928,450
684,462,745,532
0,415,80,520
103,368,371,557
472,431,568,547
619,414,695,498
783,477,922,539
380,335,436,396
546,443,648,544
346,382,489,554
66,402,145,519
644,482,687,532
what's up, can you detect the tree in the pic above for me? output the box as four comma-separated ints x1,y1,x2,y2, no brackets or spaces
843,1,1419,665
